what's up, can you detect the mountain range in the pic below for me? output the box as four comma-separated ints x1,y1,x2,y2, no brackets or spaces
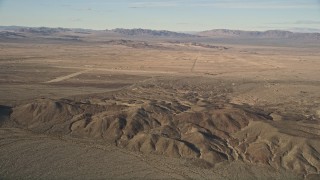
198,29,320,39
110,28,198,38
1,26,319,40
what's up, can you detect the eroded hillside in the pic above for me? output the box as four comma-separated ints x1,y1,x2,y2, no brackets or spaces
2,78,319,179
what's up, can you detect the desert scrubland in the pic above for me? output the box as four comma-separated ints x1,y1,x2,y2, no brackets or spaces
0,28,320,179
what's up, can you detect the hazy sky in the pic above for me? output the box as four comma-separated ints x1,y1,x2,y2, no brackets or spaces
0,0,320,31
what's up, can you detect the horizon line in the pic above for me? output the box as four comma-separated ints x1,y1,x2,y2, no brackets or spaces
1,25,320,34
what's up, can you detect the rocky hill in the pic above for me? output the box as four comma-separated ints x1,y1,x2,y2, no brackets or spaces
2,77,320,178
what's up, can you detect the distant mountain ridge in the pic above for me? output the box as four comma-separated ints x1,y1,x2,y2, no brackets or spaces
0,26,319,40
18,27,71,35
0,26,71,32
111,28,198,38
198,29,320,39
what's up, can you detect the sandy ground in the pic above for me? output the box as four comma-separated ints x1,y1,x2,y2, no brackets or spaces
0,39,319,179
0,128,298,180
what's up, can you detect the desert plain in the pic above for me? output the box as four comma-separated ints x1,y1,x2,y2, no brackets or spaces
0,28,320,179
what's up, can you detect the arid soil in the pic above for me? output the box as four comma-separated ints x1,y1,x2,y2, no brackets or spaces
0,38,319,179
